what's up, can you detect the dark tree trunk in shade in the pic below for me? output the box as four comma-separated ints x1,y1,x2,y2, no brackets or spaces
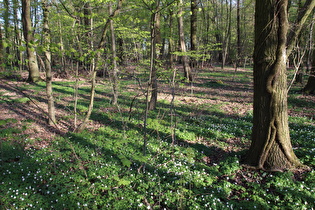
302,49,315,94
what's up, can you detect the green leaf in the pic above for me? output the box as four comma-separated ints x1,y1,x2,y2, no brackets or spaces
118,154,132,167
0,119,7,126
118,179,131,186
18,45,27,52
2,41,9,48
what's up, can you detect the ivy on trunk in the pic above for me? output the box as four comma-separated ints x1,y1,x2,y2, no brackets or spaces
244,0,305,171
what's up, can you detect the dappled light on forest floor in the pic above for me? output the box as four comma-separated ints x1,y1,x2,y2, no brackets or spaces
1,67,314,209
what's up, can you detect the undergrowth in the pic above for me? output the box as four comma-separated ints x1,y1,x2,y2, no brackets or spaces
0,68,314,209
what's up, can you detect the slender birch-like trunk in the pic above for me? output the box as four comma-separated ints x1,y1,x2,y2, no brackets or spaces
109,4,119,105
42,0,56,125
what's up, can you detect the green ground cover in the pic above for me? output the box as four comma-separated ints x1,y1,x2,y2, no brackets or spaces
0,67,314,209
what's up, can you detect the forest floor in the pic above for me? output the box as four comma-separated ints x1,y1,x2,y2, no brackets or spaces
1,66,315,209
0,66,314,149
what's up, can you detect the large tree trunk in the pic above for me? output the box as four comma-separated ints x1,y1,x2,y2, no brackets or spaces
244,0,302,171
22,0,40,83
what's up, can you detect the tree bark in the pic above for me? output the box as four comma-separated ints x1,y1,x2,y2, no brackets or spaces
0,24,4,72
221,0,231,69
302,12,315,94
42,0,56,126
83,2,93,73
13,0,23,71
4,0,10,61
305,13,314,73
190,0,198,68
109,3,119,105
117,38,125,66
178,0,192,82
236,0,241,66
286,0,315,57
22,0,40,82
56,12,66,74
149,2,161,110
244,0,302,171
168,9,175,68
302,49,315,94
190,0,197,51
75,0,124,133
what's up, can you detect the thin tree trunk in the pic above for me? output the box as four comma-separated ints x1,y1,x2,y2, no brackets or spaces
4,0,10,58
170,68,177,145
221,0,231,70
190,0,198,68
0,24,4,72
109,4,119,105
211,0,223,64
236,0,241,66
22,0,40,82
306,14,314,72
74,62,79,129
244,0,303,171
302,13,315,94
178,0,192,82
168,9,175,68
287,45,306,91
13,0,22,71
149,2,161,110
42,0,56,125
57,12,66,73
302,48,315,94
83,2,94,73
75,0,124,133
287,0,315,57
233,0,241,81
117,38,125,66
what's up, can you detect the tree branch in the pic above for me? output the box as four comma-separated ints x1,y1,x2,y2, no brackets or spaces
98,0,124,49
287,0,315,56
